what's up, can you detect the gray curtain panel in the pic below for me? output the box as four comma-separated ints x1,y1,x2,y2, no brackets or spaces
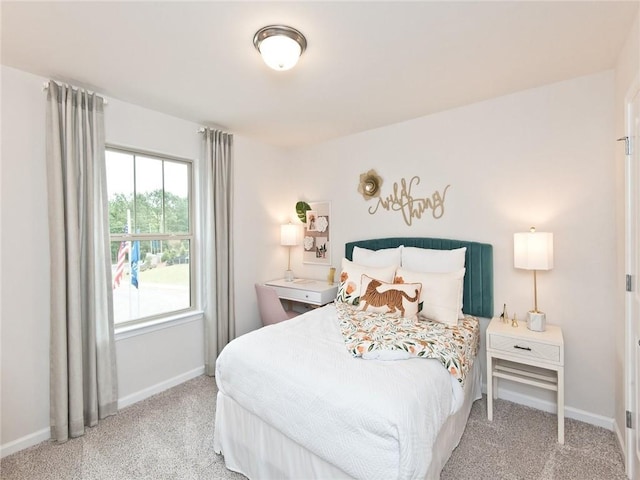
202,128,235,375
46,81,118,442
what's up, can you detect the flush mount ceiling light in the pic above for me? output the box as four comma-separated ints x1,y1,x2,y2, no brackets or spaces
253,25,307,71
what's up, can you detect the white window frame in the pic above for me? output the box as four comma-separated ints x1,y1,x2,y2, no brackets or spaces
106,145,197,331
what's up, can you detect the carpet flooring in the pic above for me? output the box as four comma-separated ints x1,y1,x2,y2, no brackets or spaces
1,375,627,479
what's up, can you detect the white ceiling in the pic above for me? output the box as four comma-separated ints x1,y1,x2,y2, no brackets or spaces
1,1,638,147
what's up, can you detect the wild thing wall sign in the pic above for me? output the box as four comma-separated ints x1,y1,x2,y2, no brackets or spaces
358,169,450,227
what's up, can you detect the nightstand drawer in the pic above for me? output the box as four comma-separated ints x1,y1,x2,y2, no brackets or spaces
265,279,338,307
272,286,323,304
490,334,560,363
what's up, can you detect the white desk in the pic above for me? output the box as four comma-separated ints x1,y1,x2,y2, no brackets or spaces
264,278,338,307
486,316,565,444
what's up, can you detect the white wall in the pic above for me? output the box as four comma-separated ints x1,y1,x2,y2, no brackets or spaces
1,65,51,455
233,136,295,336
288,71,618,423
0,65,287,455
614,7,640,457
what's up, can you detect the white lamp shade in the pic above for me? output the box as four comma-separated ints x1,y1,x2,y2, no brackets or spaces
514,231,554,271
258,35,302,71
280,224,299,246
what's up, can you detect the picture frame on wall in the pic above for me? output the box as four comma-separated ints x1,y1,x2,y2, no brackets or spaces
302,201,331,265
305,210,318,231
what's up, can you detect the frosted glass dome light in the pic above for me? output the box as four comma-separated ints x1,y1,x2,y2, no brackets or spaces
253,25,307,71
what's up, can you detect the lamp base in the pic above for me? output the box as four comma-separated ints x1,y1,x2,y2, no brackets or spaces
284,270,294,282
527,311,546,332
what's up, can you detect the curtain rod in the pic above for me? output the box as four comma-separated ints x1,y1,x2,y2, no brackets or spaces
197,127,232,134
42,81,109,105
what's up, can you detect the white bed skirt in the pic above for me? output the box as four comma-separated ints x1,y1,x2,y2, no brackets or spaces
214,361,482,480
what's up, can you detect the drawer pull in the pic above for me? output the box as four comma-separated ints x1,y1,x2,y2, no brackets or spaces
514,345,532,351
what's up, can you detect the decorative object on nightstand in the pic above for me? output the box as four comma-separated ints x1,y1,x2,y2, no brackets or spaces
327,267,336,285
500,303,509,324
281,223,299,282
514,227,554,332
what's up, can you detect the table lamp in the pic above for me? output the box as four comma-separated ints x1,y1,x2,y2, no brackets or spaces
514,227,554,331
281,223,299,281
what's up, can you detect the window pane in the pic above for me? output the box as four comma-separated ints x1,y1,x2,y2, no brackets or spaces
111,239,191,324
106,150,134,234
107,148,194,326
164,161,189,233
135,156,164,234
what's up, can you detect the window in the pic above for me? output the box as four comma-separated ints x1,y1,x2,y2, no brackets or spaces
106,147,194,327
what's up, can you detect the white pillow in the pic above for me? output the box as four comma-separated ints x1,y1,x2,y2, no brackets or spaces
352,245,403,268
401,246,466,273
401,246,466,318
336,258,397,305
394,267,465,326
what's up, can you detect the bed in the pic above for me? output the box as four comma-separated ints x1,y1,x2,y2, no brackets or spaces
214,237,493,479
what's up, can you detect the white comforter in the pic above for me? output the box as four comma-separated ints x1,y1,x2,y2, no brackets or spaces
215,304,463,480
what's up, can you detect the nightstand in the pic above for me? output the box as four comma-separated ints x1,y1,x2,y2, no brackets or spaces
486,316,565,444
264,278,338,307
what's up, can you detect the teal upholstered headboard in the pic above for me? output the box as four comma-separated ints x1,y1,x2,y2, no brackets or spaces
345,237,494,318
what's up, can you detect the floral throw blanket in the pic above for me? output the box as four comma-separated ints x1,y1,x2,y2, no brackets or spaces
336,302,479,387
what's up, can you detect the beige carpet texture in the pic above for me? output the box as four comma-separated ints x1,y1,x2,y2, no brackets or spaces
1,375,627,479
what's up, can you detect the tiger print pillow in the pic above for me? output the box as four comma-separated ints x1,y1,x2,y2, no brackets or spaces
356,274,422,320
336,259,397,305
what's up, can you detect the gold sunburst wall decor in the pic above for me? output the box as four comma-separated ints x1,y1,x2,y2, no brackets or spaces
358,169,383,200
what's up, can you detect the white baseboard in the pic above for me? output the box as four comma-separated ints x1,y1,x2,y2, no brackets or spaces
1,366,205,459
482,383,615,430
614,421,627,471
1,427,50,459
117,366,205,409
